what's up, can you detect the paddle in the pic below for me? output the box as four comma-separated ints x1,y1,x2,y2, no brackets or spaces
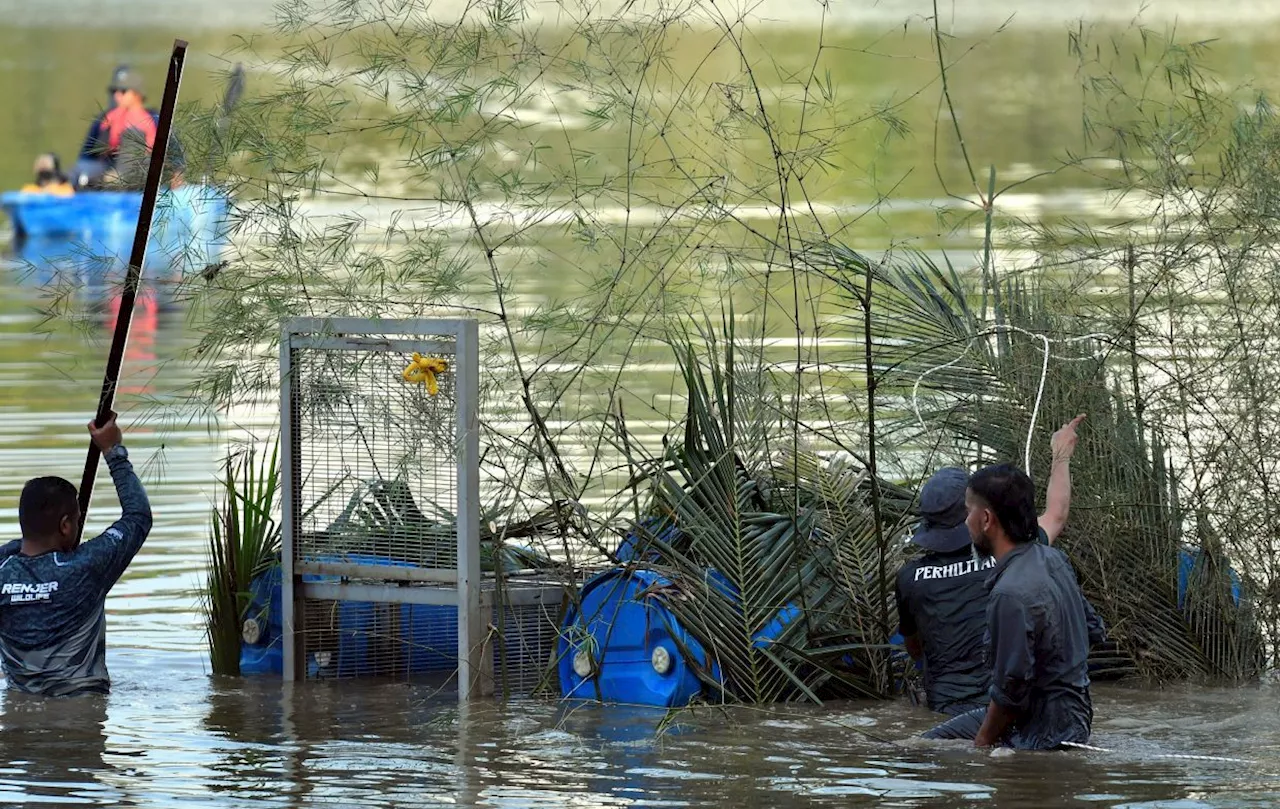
75,39,189,544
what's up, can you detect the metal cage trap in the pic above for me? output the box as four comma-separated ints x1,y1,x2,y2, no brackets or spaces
280,318,564,700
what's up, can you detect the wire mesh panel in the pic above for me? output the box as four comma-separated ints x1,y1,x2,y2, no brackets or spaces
292,339,459,571
280,318,483,699
296,580,565,695
490,580,567,697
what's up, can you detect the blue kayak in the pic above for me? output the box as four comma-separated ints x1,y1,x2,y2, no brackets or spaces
1,184,231,277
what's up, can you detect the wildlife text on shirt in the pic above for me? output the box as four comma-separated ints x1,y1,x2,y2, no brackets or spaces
913,554,997,582
1,580,58,603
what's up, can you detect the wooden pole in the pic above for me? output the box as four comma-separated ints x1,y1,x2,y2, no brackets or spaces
76,39,189,542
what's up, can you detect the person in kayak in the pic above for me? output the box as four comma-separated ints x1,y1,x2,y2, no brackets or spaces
896,415,1085,717
923,463,1106,749
74,65,183,189
21,154,74,196
0,413,152,696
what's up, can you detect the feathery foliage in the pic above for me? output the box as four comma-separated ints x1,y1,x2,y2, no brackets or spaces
612,321,915,702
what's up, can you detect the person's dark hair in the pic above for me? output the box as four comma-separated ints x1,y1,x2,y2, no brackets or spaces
19,477,79,538
34,153,65,187
968,464,1037,543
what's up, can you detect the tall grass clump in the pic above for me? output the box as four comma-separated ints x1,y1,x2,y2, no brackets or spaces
810,243,1265,681
1008,24,1280,672
205,441,281,676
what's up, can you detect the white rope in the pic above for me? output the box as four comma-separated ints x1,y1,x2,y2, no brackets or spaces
1060,741,1250,764
912,326,1111,472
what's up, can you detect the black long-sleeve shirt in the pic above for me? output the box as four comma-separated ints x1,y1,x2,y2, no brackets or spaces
895,529,1051,715
0,449,152,696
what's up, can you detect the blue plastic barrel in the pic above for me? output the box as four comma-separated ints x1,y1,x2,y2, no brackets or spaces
702,568,801,650
559,568,716,707
239,564,286,676
614,518,680,563
1177,547,1243,609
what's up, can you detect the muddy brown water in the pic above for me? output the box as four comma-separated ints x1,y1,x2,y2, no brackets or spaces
1,1,1280,806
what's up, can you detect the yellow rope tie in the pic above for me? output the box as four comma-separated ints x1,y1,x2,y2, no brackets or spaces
401,352,449,395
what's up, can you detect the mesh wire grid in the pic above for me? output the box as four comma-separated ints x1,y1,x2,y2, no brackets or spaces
298,582,564,690
490,586,566,696
291,336,459,570
283,322,565,691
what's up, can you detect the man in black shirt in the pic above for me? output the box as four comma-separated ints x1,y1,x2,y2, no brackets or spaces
926,463,1106,749
896,416,1084,716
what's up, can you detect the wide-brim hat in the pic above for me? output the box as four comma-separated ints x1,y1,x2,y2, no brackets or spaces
910,466,973,553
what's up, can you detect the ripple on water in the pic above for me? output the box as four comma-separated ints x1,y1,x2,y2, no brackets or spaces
624,768,726,781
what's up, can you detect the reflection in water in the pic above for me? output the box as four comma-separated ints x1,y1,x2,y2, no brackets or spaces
6,237,169,400
104,285,160,399
0,690,113,804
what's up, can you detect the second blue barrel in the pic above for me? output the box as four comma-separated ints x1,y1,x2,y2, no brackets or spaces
559,568,718,707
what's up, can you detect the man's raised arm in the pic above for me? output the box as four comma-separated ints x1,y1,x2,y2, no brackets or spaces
80,415,152,582
1039,414,1086,544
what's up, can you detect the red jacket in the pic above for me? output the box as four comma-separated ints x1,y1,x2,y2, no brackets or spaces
79,106,183,169
102,105,157,153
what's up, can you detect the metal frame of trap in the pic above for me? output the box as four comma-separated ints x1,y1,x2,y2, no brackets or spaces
279,317,490,699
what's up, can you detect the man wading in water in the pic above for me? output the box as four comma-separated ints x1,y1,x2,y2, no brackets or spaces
895,416,1085,717
0,414,151,696
924,463,1106,749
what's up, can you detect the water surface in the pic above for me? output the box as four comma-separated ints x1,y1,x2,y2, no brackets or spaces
1,1,1280,806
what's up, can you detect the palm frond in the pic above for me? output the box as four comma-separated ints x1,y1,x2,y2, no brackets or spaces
615,320,907,703
808,240,1264,682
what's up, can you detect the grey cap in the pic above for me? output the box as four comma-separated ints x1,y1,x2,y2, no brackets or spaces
910,467,973,553
108,65,144,95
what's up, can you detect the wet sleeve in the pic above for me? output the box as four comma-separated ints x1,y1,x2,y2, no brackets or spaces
987,592,1036,711
78,450,153,586
1083,595,1107,647
895,569,917,637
